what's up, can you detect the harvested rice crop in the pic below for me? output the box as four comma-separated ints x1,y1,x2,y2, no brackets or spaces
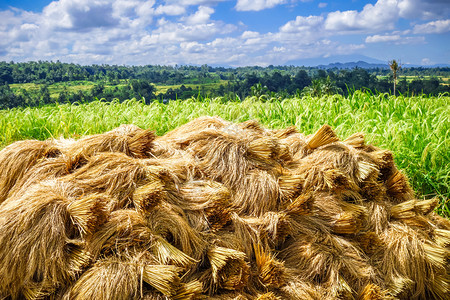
0,117,448,299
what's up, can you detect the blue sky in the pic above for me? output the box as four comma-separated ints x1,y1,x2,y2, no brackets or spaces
0,0,449,66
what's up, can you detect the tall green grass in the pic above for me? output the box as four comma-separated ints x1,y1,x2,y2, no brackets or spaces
1,92,449,216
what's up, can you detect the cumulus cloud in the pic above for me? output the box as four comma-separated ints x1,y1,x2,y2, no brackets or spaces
184,6,214,25
42,0,120,31
155,4,186,16
325,0,399,32
280,15,324,33
421,58,433,65
365,34,402,43
365,34,425,44
413,19,450,34
235,0,287,12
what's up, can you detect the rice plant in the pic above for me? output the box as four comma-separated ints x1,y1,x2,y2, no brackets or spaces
0,92,449,215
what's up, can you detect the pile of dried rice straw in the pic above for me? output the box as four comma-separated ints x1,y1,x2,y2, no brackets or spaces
0,117,448,299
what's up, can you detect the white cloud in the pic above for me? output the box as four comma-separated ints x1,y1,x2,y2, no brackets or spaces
165,0,226,6
366,34,401,43
42,0,120,31
324,0,399,32
235,0,287,12
365,34,425,44
184,6,214,25
421,58,433,65
318,3,327,9
280,15,324,33
155,5,186,16
413,19,450,34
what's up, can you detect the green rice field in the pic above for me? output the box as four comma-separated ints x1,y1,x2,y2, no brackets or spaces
0,92,449,216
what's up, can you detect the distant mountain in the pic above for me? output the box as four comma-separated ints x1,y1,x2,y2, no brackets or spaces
285,54,387,67
284,54,450,69
317,61,389,69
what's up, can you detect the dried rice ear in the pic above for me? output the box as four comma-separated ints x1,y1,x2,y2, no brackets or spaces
379,223,449,299
257,211,292,246
280,233,375,296
390,198,438,229
278,174,304,203
312,193,367,235
359,179,387,203
429,211,450,230
368,149,395,181
202,246,250,294
256,292,282,300
385,169,414,202
254,244,288,289
63,124,155,160
179,180,232,232
331,208,367,235
232,169,280,217
0,139,61,204
88,209,154,257
171,280,203,300
362,201,390,234
63,152,169,211
432,228,450,248
158,116,229,143
357,283,393,300
270,126,298,139
246,136,282,169
132,179,167,213
283,193,314,216
225,213,261,258
279,132,308,160
21,281,59,300
343,132,366,149
6,154,73,199
67,253,184,300
292,144,363,193
305,124,339,151
237,119,268,136
146,203,207,260
279,280,325,300
142,154,199,183
355,232,384,256
0,181,94,299
179,129,251,188
323,168,360,193
208,292,251,300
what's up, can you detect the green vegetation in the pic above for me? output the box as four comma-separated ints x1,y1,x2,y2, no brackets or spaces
2,61,450,110
1,92,449,216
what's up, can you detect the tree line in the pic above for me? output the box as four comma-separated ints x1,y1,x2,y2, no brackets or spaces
0,61,449,109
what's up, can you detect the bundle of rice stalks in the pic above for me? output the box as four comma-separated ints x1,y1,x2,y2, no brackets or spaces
179,180,232,232
0,180,104,299
67,252,193,299
146,203,207,260
0,139,60,204
379,223,449,299
1,117,448,299
63,124,155,160
202,246,250,293
63,152,170,211
254,244,288,289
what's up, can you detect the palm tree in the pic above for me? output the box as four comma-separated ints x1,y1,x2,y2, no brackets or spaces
389,59,401,96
